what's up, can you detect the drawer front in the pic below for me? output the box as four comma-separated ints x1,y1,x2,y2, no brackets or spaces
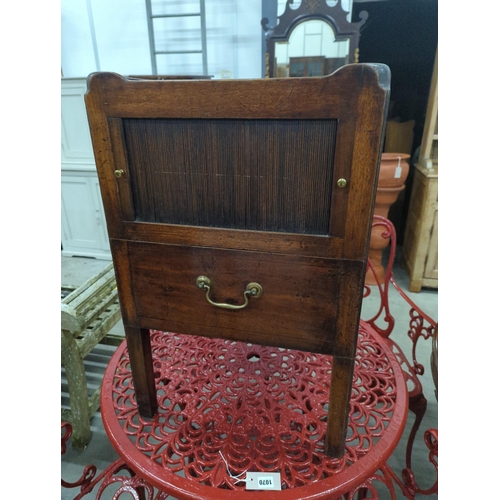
122,242,364,355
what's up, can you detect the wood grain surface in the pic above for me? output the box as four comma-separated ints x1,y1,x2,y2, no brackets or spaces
122,118,337,235
85,64,391,457
122,241,364,355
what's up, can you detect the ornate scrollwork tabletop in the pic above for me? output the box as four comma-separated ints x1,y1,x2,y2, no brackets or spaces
100,323,408,499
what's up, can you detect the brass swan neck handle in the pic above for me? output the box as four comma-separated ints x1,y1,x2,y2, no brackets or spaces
196,276,263,310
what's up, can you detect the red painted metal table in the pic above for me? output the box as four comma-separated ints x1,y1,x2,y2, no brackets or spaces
97,323,408,499
62,217,437,499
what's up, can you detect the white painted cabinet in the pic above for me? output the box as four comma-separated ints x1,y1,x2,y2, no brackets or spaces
61,78,111,259
61,171,111,259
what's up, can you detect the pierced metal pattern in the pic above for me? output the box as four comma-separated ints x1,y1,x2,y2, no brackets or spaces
363,216,397,338
363,215,437,401
104,324,407,498
407,309,436,377
402,428,438,497
62,422,180,499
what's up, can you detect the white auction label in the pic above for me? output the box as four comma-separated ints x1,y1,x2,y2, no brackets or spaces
394,156,402,178
245,472,282,490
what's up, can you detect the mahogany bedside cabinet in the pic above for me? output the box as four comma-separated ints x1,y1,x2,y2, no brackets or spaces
85,64,390,457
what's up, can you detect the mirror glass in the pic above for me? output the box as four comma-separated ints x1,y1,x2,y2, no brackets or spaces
274,20,349,77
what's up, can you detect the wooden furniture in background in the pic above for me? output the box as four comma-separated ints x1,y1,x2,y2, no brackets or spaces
84,64,390,457
61,78,112,260
261,0,367,77
403,49,438,292
289,56,326,76
61,263,123,448
384,119,415,155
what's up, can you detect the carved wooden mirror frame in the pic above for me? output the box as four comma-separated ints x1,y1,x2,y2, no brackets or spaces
261,0,368,77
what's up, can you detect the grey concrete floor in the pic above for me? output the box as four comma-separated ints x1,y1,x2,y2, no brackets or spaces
61,251,437,500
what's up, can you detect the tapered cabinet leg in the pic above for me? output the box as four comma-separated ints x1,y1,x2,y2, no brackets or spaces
325,356,355,457
124,326,158,417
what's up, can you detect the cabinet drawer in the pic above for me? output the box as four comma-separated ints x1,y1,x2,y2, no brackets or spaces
122,242,363,355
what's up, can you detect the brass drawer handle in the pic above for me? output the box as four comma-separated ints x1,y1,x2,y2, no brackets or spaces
196,276,263,310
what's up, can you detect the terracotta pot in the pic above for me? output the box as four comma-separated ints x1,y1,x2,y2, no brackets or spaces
376,153,410,189
365,153,410,285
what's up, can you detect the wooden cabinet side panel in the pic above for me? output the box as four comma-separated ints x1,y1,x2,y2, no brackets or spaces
403,169,438,291
424,208,438,280
403,172,427,278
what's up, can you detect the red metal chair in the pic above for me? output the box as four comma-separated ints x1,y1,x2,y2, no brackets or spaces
362,215,438,497
62,216,437,499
